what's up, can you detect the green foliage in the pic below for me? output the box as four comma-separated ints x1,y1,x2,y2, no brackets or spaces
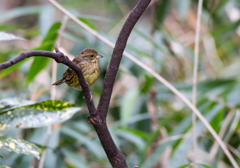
1,0,240,167
140,74,154,93
0,165,10,168
0,135,41,159
177,163,212,168
0,99,80,130
27,22,62,83
61,126,105,158
0,61,22,79
153,0,171,30
120,88,139,125
0,6,41,23
62,148,89,168
78,18,98,30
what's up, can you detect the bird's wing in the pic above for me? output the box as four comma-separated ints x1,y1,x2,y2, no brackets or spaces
62,60,77,79
62,58,88,79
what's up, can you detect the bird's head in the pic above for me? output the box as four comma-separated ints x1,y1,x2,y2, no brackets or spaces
78,48,103,63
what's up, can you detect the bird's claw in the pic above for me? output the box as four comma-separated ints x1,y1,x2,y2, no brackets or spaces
83,92,93,101
85,81,89,87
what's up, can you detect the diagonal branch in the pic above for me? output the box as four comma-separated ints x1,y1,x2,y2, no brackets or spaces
0,49,97,118
97,0,151,120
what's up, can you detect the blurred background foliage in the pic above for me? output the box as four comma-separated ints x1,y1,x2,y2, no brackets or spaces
0,0,240,167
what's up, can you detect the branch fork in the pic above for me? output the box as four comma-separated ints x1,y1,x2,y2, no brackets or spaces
0,0,152,167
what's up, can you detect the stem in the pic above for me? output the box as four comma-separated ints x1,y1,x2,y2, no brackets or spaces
192,0,203,166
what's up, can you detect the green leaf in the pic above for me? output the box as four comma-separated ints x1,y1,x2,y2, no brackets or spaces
140,74,154,93
177,163,192,168
120,88,139,125
62,148,90,168
0,59,25,79
61,126,105,158
133,29,169,55
0,24,22,31
198,163,212,168
139,115,192,167
126,45,160,62
0,100,80,130
0,98,34,112
177,163,212,168
210,107,224,132
140,102,212,167
114,129,145,150
0,32,25,41
0,6,41,23
78,18,98,30
0,135,41,159
168,104,224,167
27,22,61,83
154,0,171,30
0,165,10,168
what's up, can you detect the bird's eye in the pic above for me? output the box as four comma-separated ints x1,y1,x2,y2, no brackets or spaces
90,55,94,57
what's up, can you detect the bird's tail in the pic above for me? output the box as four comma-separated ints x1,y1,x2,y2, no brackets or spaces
52,78,65,86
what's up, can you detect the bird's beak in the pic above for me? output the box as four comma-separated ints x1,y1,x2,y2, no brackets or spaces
96,54,103,59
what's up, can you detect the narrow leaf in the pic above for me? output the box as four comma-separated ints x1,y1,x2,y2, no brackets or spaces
0,32,25,41
154,0,170,29
61,126,105,158
168,104,223,168
79,18,98,30
27,22,61,83
62,148,90,168
120,88,139,125
0,165,10,168
0,135,41,159
0,6,41,23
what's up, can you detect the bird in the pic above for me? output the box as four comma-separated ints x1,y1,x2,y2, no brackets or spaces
52,48,103,90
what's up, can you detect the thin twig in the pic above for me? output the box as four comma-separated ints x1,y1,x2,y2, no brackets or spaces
192,0,203,166
38,126,52,168
47,1,239,167
39,16,69,168
51,15,68,100
225,142,240,159
208,112,233,163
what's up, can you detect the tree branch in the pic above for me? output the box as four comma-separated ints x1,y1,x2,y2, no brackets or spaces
0,0,151,167
0,48,98,119
97,0,151,120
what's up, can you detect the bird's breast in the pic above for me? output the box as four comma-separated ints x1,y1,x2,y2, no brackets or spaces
81,62,100,86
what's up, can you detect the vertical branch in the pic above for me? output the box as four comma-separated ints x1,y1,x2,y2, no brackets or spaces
192,0,203,166
97,0,151,120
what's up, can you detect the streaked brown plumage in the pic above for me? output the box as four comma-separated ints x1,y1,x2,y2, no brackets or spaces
52,48,103,90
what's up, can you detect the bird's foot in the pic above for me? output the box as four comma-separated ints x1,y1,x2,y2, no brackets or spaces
85,81,89,87
83,92,93,101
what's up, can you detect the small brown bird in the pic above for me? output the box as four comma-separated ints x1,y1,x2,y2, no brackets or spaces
52,48,103,90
